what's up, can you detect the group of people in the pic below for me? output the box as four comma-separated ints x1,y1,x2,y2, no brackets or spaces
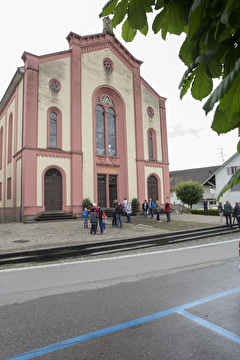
82,197,171,234
82,199,133,235
82,204,107,235
112,199,132,228
142,198,171,222
218,200,240,228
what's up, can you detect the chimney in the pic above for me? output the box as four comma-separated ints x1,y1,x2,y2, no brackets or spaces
103,16,114,35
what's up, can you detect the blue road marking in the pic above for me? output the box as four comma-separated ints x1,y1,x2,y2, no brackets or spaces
177,310,240,344
6,286,240,360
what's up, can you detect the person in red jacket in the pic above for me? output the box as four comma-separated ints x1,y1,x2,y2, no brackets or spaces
165,200,171,222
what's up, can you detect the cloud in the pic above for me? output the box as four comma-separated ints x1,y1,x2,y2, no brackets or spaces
168,124,203,138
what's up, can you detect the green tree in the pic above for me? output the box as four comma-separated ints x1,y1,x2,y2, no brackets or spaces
131,197,140,215
100,0,240,196
174,181,204,208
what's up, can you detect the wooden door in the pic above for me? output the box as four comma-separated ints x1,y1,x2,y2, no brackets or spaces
109,175,117,207
97,175,106,207
44,169,62,211
148,175,158,203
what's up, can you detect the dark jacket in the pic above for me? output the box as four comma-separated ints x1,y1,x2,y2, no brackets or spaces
90,212,98,224
234,204,240,217
224,203,232,214
142,202,148,211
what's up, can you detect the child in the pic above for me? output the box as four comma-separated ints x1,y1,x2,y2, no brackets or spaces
102,211,107,233
90,208,98,234
82,207,89,228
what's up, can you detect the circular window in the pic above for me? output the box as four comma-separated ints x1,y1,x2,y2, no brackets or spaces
101,95,112,106
147,106,154,116
49,79,61,92
103,58,114,70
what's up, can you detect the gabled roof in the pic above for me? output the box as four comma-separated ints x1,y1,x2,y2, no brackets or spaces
170,165,221,191
214,152,239,174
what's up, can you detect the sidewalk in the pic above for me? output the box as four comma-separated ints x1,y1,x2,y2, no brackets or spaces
0,213,222,253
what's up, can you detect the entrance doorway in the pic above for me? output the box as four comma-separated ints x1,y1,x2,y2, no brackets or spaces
97,174,117,208
97,175,106,207
148,175,158,203
44,168,62,211
109,175,117,207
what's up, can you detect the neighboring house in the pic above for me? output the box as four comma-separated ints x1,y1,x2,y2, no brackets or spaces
170,166,221,209
0,19,170,222
215,152,240,206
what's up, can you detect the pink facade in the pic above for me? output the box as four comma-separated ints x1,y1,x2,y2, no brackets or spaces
0,28,170,221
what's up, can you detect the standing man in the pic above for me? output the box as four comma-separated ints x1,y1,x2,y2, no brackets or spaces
233,202,240,228
126,201,132,223
203,199,208,216
116,201,123,228
98,204,103,234
165,199,171,222
148,198,154,218
224,200,233,228
155,200,161,222
142,200,148,218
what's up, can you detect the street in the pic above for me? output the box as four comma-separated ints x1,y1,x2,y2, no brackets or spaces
0,239,240,359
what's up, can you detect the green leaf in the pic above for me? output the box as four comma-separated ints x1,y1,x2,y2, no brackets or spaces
122,18,137,41
180,72,195,99
211,107,240,134
128,0,147,30
207,58,222,78
191,63,213,100
155,0,164,10
179,38,198,67
217,168,240,201
152,2,187,37
188,0,208,39
140,22,149,36
203,59,240,115
112,0,128,27
152,9,165,34
237,140,240,153
100,0,119,17
219,70,240,115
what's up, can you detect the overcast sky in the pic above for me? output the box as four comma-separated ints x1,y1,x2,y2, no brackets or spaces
0,0,238,170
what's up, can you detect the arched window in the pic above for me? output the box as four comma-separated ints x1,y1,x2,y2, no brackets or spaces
47,108,62,149
96,97,116,156
50,112,57,147
96,105,105,155
8,113,13,164
107,108,116,156
148,131,153,160
147,128,157,161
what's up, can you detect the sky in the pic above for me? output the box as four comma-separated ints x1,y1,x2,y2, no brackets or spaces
0,0,238,171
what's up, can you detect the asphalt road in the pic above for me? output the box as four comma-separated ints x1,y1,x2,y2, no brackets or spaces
0,239,239,359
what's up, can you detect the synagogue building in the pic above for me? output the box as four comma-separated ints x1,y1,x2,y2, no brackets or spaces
0,20,170,221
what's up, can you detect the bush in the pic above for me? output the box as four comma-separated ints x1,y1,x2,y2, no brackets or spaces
191,209,219,216
82,198,92,210
131,198,140,215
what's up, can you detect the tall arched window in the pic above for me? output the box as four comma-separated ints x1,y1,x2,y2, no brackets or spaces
8,113,13,164
47,108,62,149
96,97,116,156
50,112,57,147
148,131,153,160
107,108,116,156
96,105,105,155
147,128,157,161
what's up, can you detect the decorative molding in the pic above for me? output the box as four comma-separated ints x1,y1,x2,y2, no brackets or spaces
82,42,135,72
96,155,120,166
36,153,71,159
